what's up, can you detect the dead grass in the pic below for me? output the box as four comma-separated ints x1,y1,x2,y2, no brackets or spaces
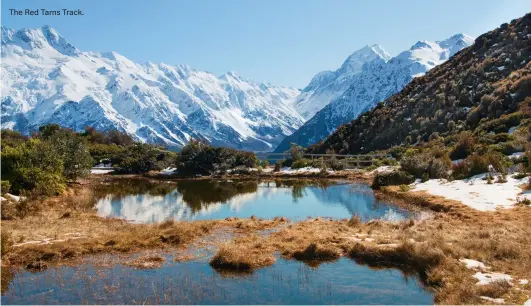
209,235,275,271
1,180,288,267
2,174,531,304
125,255,166,269
209,196,531,305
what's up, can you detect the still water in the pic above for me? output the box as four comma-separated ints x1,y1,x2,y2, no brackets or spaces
1,256,432,304
94,179,420,223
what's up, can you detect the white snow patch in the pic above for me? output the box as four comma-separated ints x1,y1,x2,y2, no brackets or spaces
4,193,24,202
91,169,114,174
508,126,519,135
460,258,488,270
508,152,525,159
279,167,321,174
474,272,512,285
497,66,505,71
370,165,398,174
519,279,529,285
525,299,531,306
411,174,530,211
480,296,504,304
160,167,177,175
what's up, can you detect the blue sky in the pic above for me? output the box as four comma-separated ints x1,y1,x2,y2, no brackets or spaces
2,0,530,88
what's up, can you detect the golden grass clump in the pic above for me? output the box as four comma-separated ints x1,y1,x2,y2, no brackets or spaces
209,235,275,271
125,255,166,269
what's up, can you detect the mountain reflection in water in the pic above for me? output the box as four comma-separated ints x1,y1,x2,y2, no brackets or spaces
94,179,418,223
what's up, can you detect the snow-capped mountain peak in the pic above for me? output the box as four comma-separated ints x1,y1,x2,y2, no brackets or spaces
1,25,79,56
275,33,474,153
338,44,391,76
1,26,303,151
294,44,391,120
437,33,475,56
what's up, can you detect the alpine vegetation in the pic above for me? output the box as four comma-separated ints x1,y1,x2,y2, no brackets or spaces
275,34,474,152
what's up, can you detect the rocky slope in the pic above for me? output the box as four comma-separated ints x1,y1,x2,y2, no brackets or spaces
275,34,474,152
308,13,530,154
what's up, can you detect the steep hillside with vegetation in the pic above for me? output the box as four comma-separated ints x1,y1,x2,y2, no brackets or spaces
309,13,531,156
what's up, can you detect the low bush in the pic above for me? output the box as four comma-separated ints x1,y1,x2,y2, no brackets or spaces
1,181,11,195
291,159,311,169
399,184,411,192
401,150,450,179
1,139,66,195
450,132,476,160
400,151,429,178
1,231,13,256
176,140,256,175
427,157,451,179
328,158,346,170
452,151,511,179
372,170,415,188
273,161,282,172
117,144,176,174
281,159,293,168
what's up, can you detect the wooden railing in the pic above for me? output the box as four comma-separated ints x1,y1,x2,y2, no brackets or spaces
255,153,392,169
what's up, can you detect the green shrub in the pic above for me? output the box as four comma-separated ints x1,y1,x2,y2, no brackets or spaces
281,159,293,167
1,139,65,195
273,161,282,172
451,151,510,179
513,173,528,179
399,184,411,192
421,172,430,182
328,158,346,170
428,157,451,179
400,152,429,178
467,154,491,177
372,170,415,189
176,140,257,175
291,159,311,169
46,129,94,180
289,143,304,161
117,143,175,174
496,174,507,183
1,181,11,195
261,160,270,168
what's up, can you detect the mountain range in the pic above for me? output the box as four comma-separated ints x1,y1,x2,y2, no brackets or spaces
274,34,474,152
308,13,530,155
1,26,303,151
1,25,475,152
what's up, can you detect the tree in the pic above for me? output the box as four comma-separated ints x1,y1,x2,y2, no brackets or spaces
48,130,94,180
289,143,304,161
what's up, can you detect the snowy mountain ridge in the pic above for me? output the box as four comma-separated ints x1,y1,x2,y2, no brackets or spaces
274,33,474,153
1,26,303,151
295,44,391,120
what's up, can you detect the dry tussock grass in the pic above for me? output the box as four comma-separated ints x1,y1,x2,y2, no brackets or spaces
209,235,275,270
210,194,531,305
125,255,166,269
1,182,288,268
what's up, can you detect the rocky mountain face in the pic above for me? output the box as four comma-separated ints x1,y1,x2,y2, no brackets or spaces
1,26,303,151
275,34,474,153
308,13,530,154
